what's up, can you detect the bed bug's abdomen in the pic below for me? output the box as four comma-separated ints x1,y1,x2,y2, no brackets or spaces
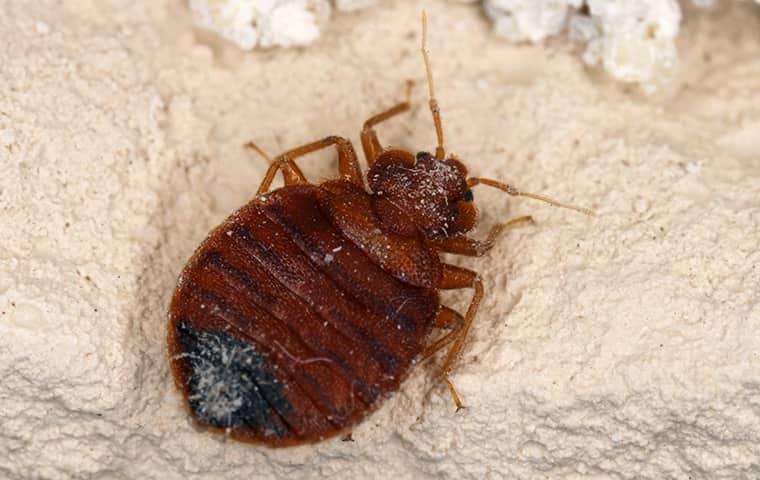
168,185,439,446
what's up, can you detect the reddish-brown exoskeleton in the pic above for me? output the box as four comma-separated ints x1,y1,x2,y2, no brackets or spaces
167,13,592,447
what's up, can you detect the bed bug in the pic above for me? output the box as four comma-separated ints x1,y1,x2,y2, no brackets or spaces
167,13,592,447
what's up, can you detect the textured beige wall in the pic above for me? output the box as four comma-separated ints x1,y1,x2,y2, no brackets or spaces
1,1,759,478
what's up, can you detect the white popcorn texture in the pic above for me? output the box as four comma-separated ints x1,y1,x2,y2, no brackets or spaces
583,1,681,93
484,0,583,42
483,0,683,93
189,0,374,50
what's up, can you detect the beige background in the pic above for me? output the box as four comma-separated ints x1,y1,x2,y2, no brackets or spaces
1,1,759,478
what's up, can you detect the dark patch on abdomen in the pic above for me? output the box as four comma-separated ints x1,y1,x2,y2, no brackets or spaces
175,320,292,438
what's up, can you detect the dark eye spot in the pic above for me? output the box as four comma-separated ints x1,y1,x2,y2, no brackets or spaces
416,151,429,161
463,190,474,202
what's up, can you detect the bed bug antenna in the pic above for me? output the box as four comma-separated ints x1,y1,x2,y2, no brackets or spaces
467,177,596,216
421,11,445,161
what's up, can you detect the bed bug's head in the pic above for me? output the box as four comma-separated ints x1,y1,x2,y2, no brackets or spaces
363,12,474,238
366,13,590,237
368,149,477,238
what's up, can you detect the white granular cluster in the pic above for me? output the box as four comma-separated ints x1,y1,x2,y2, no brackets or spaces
483,0,584,43
581,1,681,93
183,330,256,426
479,0,682,93
471,0,758,92
580,1,681,93
189,0,375,50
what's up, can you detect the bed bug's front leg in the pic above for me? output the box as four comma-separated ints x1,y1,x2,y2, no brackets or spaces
361,81,413,166
428,216,534,257
432,264,484,410
247,136,363,195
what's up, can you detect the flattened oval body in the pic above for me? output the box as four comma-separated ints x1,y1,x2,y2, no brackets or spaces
168,183,440,446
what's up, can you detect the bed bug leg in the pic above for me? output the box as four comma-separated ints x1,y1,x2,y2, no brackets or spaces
247,136,364,195
433,264,484,410
361,80,414,166
443,376,465,411
421,308,467,412
246,142,307,194
429,215,535,257
276,136,363,185
421,306,464,361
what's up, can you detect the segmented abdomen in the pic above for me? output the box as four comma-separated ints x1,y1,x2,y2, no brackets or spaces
168,184,438,446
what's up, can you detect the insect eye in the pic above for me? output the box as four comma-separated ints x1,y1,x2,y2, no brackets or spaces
463,190,474,202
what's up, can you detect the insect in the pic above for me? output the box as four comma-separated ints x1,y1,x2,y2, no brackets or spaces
167,13,592,447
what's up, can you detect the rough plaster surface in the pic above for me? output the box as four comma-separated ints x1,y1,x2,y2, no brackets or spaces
1,1,759,479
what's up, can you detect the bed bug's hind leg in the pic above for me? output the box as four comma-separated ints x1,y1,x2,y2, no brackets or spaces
431,264,484,410
247,136,363,195
361,80,413,166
